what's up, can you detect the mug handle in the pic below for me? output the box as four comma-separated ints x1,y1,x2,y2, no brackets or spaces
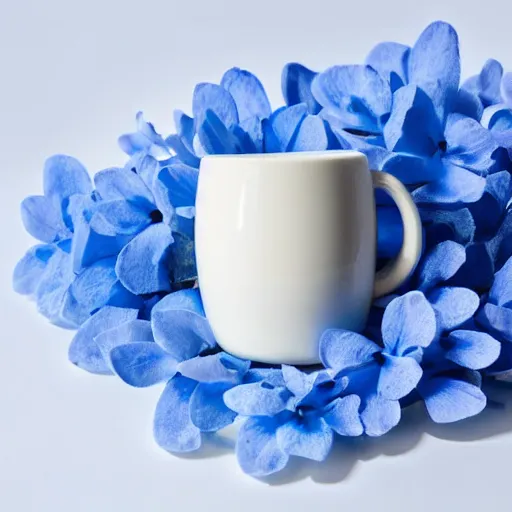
372,171,422,298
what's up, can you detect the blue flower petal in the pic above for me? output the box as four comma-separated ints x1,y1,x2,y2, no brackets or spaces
70,257,118,313
413,163,486,205
94,319,154,362
221,68,271,121
94,167,154,204
223,382,290,416
196,110,244,155
444,114,498,174
264,103,307,152
408,21,460,123
322,395,363,436
189,382,237,432
166,134,201,168
462,59,503,107
239,116,264,152
151,289,217,361
455,87,483,120
417,241,466,291
154,164,198,212
365,42,409,90
193,83,239,128
236,416,289,477
13,244,56,295
178,353,249,384
381,152,442,185
382,291,436,354
290,115,328,152
92,200,152,236
444,330,501,370
169,232,197,284
488,211,512,272
490,256,512,307
383,85,443,156
420,376,486,423
110,342,177,387
377,355,422,400
360,393,401,437
422,208,475,248
502,72,512,105
153,376,201,453
276,416,333,462
477,303,512,342
43,155,92,212
281,63,321,114
115,223,173,295
173,109,195,145
319,330,380,373
312,65,391,133
68,306,139,374
428,286,480,332
21,196,68,243
281,365,319,401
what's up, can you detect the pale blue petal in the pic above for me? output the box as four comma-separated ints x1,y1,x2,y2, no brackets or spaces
178,353,249,384
223,382,290,416
490,256,512,307
155,164,198,211
312,65,391,132
502,72,512,105
281,365,319,401
70,257,118,313
382,291,436,354
221,67,271,121
189,382,237,432
477,303,512,342
13,244,56,295
236,416,289,477
92,200,152,235
381,152,442,185
192,83,238,128
361,393,401,437
68,306,139,374
94,319,154,362
319,329,380,373
444,330,501,370
281,63,321,114
420,377,486,423
276,416,333,461
383,85,443,156
239,116,264,152
462,59,504,107
115,223,173,295
151,289,217,361
428,286,480,332
322,395,363,436
21,196,68,243
377,355,422,400
43,155,92,212
417,241,466,291
110,342,177,387
94,167,154,204
153,376,201,453
264,103,307,152
173,110,195,145
413,163,486,205
289,115,328,151
197,110,244,154
365,42,409,89
444,114,498,174
408,21,460,122
455,87,483,120
166,134,201,168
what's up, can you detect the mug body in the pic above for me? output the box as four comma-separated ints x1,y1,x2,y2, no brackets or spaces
195,150,376,364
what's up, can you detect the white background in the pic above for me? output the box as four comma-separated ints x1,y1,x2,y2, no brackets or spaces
2,0,512,510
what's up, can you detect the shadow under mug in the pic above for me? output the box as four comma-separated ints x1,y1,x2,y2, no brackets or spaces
195,150,422,365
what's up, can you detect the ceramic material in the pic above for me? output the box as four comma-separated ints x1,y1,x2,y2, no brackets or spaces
195,151,422,365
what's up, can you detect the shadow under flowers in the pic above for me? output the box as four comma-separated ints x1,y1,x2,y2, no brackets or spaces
168,379,512,483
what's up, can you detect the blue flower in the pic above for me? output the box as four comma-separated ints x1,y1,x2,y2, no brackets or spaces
13,156,139,328
477,255,512,375
321,291,436,436
312,22,500,206
224,365,362,477
118,112,172,162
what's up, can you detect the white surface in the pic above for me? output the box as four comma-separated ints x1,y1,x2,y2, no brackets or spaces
1,1,512,510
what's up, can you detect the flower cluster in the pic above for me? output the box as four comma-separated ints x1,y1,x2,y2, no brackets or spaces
13,20,512,478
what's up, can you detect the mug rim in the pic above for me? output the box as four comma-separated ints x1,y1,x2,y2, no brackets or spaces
201,149,366,162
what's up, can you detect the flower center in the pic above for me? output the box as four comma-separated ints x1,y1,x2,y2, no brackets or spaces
438,140,448,152
372,351,386,366
149,209,164,223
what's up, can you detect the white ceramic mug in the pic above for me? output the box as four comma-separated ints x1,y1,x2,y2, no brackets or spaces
195,150,422,365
